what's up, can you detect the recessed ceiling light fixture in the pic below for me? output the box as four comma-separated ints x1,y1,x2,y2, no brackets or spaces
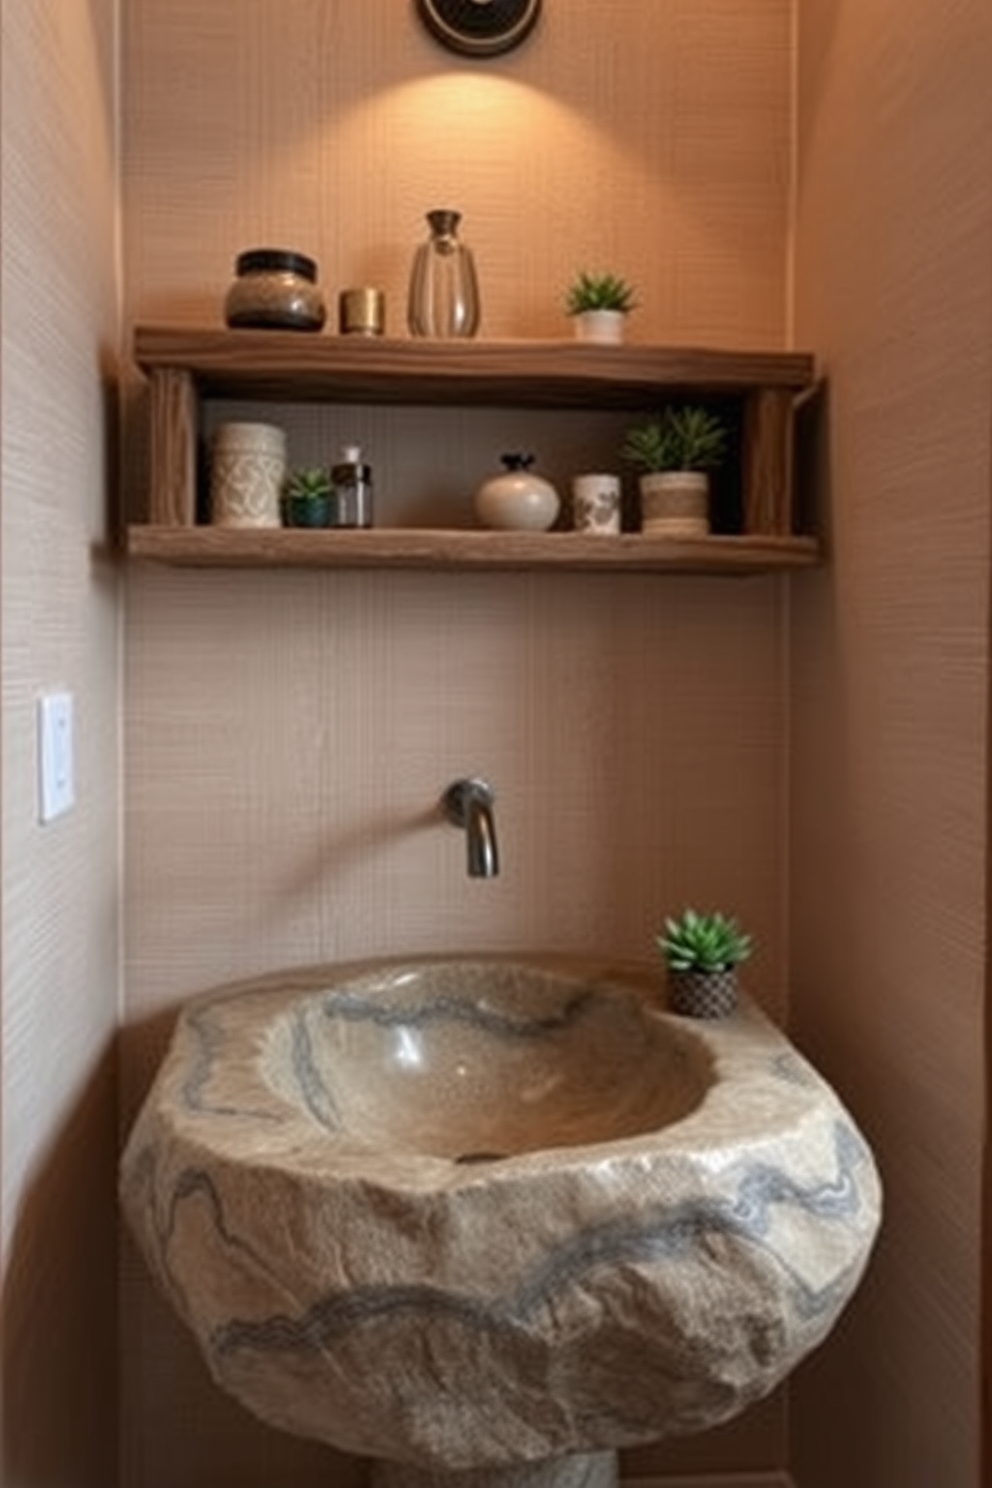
415,0,542,59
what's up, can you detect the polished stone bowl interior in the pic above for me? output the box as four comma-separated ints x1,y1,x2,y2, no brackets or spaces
121,955,882,1476
262,961,713,1160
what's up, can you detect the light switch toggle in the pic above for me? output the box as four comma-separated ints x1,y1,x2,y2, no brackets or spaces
38,691,75,823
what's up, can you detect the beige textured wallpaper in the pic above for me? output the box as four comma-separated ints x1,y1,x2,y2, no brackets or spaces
1,2,122,1486
121,3,796,1485
791,0,992,1484
123,0,792,346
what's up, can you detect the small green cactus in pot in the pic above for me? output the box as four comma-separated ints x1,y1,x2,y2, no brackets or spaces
656,907,752,1018
565,270,639,317
565,271,638,343
282,465,335,528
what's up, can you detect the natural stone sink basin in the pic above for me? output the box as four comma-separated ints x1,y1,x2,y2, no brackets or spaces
264,960,713,1161
121,955,881,1488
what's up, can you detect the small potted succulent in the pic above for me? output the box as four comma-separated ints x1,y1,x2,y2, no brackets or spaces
564,270,638,344
656,907,753,1018
622,405,727,538
282,466,335,528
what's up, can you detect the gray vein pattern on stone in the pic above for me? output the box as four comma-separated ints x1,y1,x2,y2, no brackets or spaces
120,955,882,1473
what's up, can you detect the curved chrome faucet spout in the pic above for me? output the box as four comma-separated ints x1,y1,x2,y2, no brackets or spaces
442,778,499,879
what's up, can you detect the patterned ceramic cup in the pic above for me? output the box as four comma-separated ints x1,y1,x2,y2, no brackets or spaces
572,473,622,534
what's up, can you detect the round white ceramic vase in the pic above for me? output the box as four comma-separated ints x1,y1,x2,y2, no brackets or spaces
475,455,560,532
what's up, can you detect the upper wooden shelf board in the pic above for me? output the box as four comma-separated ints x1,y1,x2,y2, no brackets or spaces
133,326,816,410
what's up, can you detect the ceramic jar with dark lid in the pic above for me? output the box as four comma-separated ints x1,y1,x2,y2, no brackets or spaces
224,248,326,331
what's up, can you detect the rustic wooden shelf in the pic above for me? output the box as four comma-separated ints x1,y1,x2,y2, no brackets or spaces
129,326,819,573
134,325,815,407
126,526,820,574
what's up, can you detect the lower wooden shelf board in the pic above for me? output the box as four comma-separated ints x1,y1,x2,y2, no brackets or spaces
125,525,821,575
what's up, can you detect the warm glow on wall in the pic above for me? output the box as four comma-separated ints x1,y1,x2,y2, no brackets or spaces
349,71,583,172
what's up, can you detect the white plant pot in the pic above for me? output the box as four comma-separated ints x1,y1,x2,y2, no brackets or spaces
572,309,625,345
639,471,710,537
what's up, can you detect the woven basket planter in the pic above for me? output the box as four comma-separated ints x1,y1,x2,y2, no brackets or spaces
638,471,710,537
668,968,738,1019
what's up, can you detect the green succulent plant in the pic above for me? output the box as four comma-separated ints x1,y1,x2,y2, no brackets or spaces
656,908,753,973
283,465,333,500
622,406,727,473
565,271,638,316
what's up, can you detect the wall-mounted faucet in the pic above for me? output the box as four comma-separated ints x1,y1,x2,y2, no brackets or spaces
442,778,499,879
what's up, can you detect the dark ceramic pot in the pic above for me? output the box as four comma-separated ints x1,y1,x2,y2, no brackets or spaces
668,969,738,1019
282,494,334,528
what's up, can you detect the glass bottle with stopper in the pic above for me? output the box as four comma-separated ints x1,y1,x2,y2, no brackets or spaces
407,209,480,339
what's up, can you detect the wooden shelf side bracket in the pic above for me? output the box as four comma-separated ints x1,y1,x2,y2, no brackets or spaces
148,367,197,526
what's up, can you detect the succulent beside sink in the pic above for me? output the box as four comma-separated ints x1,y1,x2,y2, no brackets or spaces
658,906,754,1018
120,954,881,1488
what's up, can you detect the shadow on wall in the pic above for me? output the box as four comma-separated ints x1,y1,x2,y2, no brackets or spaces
2,1040,119,1488
793,378,833,548
99,341,124,550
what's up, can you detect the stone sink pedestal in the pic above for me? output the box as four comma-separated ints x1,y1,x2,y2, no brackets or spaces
120,956,881,1488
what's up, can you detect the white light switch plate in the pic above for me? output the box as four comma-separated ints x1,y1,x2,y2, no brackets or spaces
38,691,75,823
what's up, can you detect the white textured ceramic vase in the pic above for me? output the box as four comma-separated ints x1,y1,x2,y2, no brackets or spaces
210,422,286,529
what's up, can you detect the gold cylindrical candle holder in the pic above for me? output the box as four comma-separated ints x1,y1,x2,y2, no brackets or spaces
338,287,385,336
